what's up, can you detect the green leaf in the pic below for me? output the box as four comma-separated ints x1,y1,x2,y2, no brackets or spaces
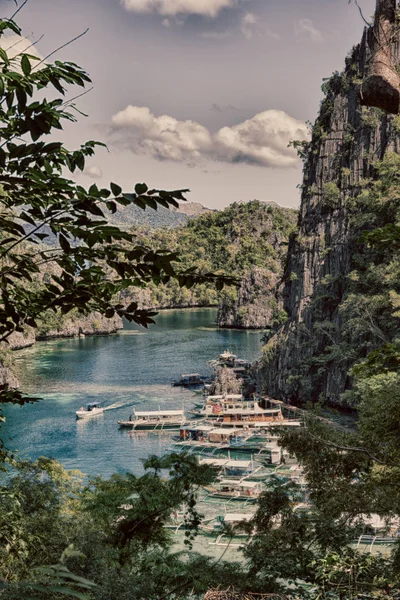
110,182,122,197
59,233,71,253
0,47,9,64
21,54,31,76
0,147,6,168
135,183,148,195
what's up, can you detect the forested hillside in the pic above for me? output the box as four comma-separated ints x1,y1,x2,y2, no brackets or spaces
122,200,297,327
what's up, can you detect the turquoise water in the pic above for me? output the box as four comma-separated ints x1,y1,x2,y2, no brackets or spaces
3,309,263,478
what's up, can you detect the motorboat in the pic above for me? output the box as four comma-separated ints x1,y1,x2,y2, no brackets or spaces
76,402,104,419
172,373,209,387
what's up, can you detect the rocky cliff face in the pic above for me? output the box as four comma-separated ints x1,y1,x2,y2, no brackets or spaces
35,312,122,341
216,268,279,329
257,5,400,406
215,203,297,329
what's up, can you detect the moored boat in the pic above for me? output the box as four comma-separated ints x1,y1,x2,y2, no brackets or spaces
203,479,263,502
172,373,209,387
118,409,186,430
199,457,261,479
192,395,302,429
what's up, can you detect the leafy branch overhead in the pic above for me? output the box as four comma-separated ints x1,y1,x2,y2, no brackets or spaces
0,17,237,350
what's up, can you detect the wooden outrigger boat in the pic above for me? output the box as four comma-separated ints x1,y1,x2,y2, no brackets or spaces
191,395,302,429
118,409,186,430
175,425,254,450
189,394,243,418
203,479,263,502
174,425,284,463
199,457,261,479
202,511,255,533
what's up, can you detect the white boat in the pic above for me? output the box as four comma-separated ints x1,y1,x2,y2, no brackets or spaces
118,409,186,430
76,402,104,419
199,457,261,479
203,479,264,502
192,396,301,429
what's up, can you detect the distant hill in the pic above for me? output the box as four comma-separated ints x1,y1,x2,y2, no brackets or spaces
109,201,213,230
121,200,298,328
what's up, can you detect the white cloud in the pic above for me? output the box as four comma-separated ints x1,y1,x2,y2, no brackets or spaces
214,110,308,168
240,12,257,39
111,106,212,161
294,18,323,43
84,166,103,179
121,0,235,17
111,106,309,168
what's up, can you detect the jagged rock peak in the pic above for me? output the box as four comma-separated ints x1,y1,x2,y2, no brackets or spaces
361,0,400,114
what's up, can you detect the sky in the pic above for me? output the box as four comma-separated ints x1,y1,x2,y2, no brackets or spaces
2,0,376,210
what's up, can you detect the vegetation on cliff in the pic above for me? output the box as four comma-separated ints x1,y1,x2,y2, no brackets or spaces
122,200,297,328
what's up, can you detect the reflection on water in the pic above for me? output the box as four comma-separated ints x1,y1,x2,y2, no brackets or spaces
3,308,263,478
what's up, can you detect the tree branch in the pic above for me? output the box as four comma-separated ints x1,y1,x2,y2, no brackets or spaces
308,432,400,468
33,28,89,70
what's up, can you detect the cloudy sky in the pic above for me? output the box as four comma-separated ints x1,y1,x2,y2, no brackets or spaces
4,0,375,209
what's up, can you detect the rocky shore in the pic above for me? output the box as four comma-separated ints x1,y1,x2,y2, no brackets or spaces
1,313,123,388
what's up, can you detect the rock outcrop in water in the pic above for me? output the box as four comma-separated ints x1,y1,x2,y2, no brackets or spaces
216,268,279,329
257,0,400,406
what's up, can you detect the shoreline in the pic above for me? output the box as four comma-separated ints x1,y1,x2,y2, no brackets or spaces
12,304,267,358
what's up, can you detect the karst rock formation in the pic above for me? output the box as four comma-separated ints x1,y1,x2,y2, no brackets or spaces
256,0,400,406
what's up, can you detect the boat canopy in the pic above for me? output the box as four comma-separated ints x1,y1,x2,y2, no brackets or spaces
87,402,101,408
200,458,230,467
224,513,254,522
222,406,281,415
219,480,260,488
219,351,236,359
181,373,201,378
207,428,242,435
134,409,184,417
226,460,252,468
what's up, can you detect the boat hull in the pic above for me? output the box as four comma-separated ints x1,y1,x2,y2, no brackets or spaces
202,487,260,502
118,420,186,430
76,408,104,419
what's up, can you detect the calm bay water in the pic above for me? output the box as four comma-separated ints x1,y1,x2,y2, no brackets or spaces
3,308,263,478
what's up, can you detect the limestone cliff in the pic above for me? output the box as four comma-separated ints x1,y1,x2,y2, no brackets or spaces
35,312,122,341
216,268,279,329
215,203,297,329
257,1,400,406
